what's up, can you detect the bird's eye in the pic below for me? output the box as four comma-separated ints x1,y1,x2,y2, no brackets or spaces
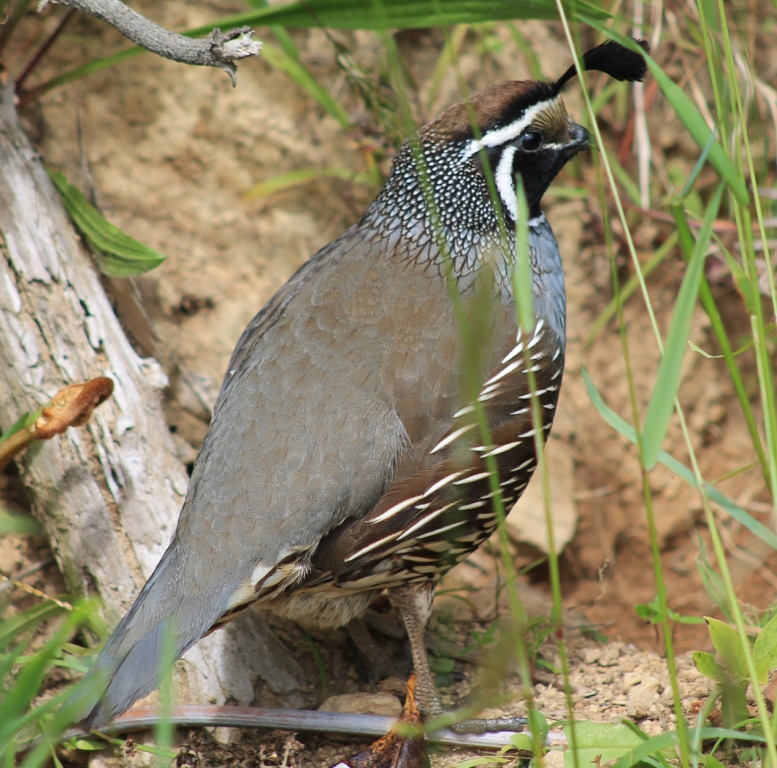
519,132,542,151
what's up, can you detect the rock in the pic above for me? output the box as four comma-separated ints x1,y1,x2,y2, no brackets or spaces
623,671,642,687
319,692,403,718
543,749,566,768
580,647,601,665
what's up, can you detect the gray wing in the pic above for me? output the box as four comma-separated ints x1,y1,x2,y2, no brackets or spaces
175,230,461,578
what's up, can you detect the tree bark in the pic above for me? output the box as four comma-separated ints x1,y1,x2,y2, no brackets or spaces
0,83,303,712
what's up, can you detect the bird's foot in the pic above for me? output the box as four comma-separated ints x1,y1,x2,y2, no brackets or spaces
446,714,529,734
415,685,527,734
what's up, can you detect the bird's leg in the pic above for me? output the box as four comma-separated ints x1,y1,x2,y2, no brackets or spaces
388,582,528,735
388,582,443,717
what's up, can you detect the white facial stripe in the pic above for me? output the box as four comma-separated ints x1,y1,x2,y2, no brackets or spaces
495,145,518,218
462,97,560,159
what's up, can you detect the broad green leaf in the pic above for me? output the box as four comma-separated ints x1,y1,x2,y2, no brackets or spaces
753,612,777,682
528,710,549,747
720,680,750,730
507,733,534,752
705,617,748,680
47,169,167,277
609,727,766,768
563,721,644,768
641,184,724,470
579,25,749,206
582,368,777,551
693,650,728,682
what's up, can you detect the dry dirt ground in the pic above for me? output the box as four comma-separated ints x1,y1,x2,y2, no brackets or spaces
2,1,777,766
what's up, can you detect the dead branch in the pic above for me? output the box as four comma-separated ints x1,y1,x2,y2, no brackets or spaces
41,0,261,85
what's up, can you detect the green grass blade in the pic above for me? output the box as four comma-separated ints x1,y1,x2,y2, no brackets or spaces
22,48,142,102
228,0,610,28
245,166,375,199
260,41,352,128
0,601,68,650
513,178,534,332
640,184,724,469
583,367,777,550
0,511,41,536
47,169,167,277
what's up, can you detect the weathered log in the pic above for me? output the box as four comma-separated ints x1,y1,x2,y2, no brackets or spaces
0,82,303,712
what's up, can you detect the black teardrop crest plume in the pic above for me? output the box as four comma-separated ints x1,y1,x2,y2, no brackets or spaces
553,38,650,93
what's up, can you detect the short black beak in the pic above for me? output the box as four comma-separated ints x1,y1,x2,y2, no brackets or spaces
566,122,590,155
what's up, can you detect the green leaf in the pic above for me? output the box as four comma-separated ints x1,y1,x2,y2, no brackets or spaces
720,680,750,730
609,728,747,768
706,617,748,680
635,601,662,623
47,169,167,277
641,185,724,469
753,612,777,682
582,368,777,551
507,733,534,753
72,740,104,751
528,709,549,746
563,721,644,768
693,650,728,682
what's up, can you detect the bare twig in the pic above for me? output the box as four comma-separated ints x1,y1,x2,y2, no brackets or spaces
41,0,261,84
15,8,76,90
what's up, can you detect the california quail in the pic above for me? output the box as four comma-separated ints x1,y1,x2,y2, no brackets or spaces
76,40,648,731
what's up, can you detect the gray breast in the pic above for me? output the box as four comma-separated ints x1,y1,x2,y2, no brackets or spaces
528,212,566,346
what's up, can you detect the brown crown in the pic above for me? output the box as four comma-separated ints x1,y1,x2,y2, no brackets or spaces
419,80,567,145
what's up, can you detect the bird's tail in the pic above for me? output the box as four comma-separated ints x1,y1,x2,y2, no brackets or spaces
70,545,235,730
